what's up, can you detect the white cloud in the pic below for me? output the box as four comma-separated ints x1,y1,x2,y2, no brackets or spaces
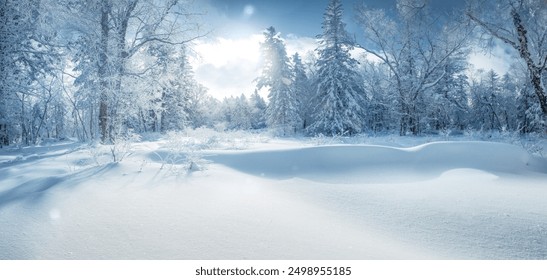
468,43,514,75
191,35,263,99
192,35,262,68
191,34,323,100
285,35,317,57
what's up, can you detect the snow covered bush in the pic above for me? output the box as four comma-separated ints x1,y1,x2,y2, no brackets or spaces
110,130,142,163
157,131,205,173
310,133,345,145
157,128,271,173
87,129,141,164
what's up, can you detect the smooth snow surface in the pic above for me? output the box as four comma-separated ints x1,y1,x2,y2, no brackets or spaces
1,139,546,259
208,142,544,183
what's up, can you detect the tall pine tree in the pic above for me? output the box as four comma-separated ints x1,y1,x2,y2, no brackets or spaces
256,27,301,135
160,46,196,132
308,0,366,136
250,90,267,129
291,53,312,129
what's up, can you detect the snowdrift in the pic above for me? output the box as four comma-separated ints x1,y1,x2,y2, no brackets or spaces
207,141,547,183
1,140,547,259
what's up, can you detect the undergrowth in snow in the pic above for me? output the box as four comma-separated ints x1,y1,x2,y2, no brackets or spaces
149,128,271,174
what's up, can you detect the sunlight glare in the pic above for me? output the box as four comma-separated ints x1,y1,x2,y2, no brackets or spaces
243,5,255,18
193,35,262,68
191,34,263,99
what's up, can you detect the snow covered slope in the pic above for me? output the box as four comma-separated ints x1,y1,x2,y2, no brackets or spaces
0,140,546,259
207,141,545,183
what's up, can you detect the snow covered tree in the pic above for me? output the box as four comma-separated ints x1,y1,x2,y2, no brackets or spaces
468,70,519,132
470,71,497,131
159,46,196,132
66,0,204,143
185,85,212,129
467,0,547,120
115,43,208,133
517,81,545,134
427,56,470,132
0,0,59,146
498,73,519,131
256,27,301,135
357,0,472,135
220,95,252,131
362,61,399,133
249,90,267,130
308,0,367,136
291,53,313,129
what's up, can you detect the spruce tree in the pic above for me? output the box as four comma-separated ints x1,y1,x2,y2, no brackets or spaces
308,0,366,136
160,47,197,132
256,27,301,135
250,90,267,129
292,53,312,129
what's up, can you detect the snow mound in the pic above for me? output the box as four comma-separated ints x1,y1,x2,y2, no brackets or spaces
207,141,546,183
2,139,547,259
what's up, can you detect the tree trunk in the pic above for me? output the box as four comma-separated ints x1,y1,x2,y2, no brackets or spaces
105,1,137,140
0,124,7,147
99,0,110,144
511,8,547,116
160,89,168,133
399,95,419,136
0,3,8,147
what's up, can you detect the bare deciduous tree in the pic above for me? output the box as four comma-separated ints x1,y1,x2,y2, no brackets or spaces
357,0,473,135
467,0,547,117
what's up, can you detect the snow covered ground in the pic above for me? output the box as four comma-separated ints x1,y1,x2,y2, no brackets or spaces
1,132,546,259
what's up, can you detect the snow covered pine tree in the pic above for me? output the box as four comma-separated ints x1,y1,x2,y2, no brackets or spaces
308,0,367,136
256,27,302,135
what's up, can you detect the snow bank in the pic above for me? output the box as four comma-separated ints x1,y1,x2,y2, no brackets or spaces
1,140,546,259
207,141,546,183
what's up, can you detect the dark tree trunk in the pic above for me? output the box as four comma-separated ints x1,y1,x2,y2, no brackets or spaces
99,0,110,144
511,9,547,116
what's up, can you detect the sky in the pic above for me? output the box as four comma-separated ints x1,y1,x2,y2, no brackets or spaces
202,0,464,38
190,0,513,100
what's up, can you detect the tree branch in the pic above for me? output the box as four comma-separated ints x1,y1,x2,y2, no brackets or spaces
466,11,519,50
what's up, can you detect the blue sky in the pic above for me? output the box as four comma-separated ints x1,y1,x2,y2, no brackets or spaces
204,0,465,38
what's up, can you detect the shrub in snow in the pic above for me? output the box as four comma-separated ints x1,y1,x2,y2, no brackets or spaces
110,130,141,163
87,130,141,164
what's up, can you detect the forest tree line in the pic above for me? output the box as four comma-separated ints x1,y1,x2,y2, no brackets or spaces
0,0,545,147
